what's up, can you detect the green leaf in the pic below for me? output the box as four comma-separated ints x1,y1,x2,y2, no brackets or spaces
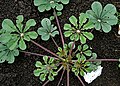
49,58,54,64
41,18,51,27
51,31,59,37
80,69,85,76
46,4,51,11
56,4,63,11
13,49,19,56
19,38,26,50
84,50,92,56
81,55,86,61
95,22,101,30
80,34,86,44
48,74,54,81
43,56,48,64
16,15,24,32
26,31,38,39
37,27,47,35
40,74,46,81
78,45,82,51
86,10,97,23
74,34,79,41
79,13,87,27
64,24,72,30
61,0,69,4
101,4,116,17
38,5,46,12
101,23,111,33
91,1,102,17
57,12,62,16
2,19,18,32
83,44,89,51
0,44,7,51
103,15,118,25
34,69,41,76
41,34,50,41
64,31,73,37
7,52,15,64
68,42,75,49
24,35,30,41
50,16,55,21
34,0,46,6
69,16,78,27
9,38,19,50
35,61,42,67
83,32,94,40
0,33,12,44
70,34,75,40
83,21,94,30
24,19,36,32
118,64,120,68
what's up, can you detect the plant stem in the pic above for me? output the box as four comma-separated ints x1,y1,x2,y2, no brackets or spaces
42,80,50,86
31,40,64,61
57,66,63,73
77,76,86,86
20,51,58,60
67,65,69,86
53,9,65,47
69,41,75,56
73,59,119,62
51,37,59,48
57,69,65,86
87,59,119,62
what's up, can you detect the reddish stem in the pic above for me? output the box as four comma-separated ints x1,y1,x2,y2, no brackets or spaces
67,65,69,86
31,40,64,61
42,80,49,86
87,59,119,62
20,51,58,60
69,41,75,56
53,9,65,47
57,69,65,86
51,37,59,48
77,76,86,86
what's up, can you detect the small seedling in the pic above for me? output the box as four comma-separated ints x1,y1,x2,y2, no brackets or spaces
34,0,70,12
86,1,118,33
37,18,59,41
64,13,94,44
0,1,119,86
34,56,57,81
1,15,38,50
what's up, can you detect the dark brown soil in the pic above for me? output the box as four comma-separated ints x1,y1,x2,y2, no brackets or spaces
0,0,120,86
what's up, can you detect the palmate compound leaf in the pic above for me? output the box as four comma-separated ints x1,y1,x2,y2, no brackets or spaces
0,43,19,64
1,15,38,50
86,1,118,33
64,13,94,44
37,18,59,41
34,56,58,81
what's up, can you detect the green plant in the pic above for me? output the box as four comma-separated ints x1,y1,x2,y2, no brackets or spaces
64,13,94,44
34,56,58,81
34,0,69,12
1,15,38,50
37,18,59,41
86,1,118,33
0,43,19,63
0,1,120,86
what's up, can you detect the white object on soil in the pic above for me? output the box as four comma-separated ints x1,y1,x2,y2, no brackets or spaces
83,66,103,84
118,24,120,35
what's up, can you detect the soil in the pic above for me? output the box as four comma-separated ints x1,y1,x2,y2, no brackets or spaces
0,0,120,86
